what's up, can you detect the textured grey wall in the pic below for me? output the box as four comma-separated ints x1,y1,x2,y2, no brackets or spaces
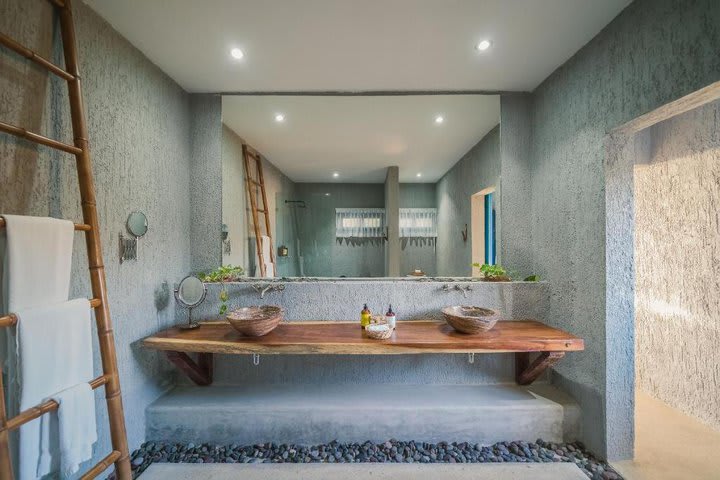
189,94,222,274
192,280,551,387
260,157,298,277
293,183,385,277
634,99,720,431
221,125,249,271
529,0,720,459
499,95,533,278
384,167,400,276
399,183,437,276
0,0,188,470
436,126,500,276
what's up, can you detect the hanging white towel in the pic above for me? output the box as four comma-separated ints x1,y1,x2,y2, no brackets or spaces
16,298,95,480
0,215,74,312
253,262,275,278
0,215,74,370
38,383,96,478
254,235,275,277
0,215,76,478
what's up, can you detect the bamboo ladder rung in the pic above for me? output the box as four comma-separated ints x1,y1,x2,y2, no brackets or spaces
79,450,121,480
0,217,92,231
0,298,102,328
0,31,75,81
3,374,109,432
0,121,83,155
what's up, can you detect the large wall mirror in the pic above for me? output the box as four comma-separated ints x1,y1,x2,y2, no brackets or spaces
221,95,501,278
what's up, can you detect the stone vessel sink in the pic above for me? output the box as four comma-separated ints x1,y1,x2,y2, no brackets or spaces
442,305,502,334
227,306,283,337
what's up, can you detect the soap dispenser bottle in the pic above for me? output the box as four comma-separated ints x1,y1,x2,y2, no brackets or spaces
361,303,372,329
385,305,396,330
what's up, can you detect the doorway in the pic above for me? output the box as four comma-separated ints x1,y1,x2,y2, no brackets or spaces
471,187,496,277
605,81,720,477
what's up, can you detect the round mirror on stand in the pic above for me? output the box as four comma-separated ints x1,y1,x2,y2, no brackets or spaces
174,275,207,329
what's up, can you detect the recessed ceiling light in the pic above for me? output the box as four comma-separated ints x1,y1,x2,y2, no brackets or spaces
435,115,444,124
274,113,285,122
332,172,340,178
325,193,331,197
416,173,422,178
230,48,244,59
475,40,492,52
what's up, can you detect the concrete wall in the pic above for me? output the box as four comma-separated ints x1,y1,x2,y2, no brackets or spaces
221,125,249,271
384,167,400,276
499,95,533,278
189,95,223,274
634,99,720,431
0,0,187,467
294,183,385,277
192,280,550,387
436,126,500,276
399,183,437,276
257,156,297,277
529,0,720,459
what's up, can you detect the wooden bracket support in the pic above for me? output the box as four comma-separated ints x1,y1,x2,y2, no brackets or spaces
165,352,213,386
515,351,565,385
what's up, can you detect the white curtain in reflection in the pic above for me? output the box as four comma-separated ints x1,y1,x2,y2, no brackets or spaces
399,208,437,238
335,208,386,238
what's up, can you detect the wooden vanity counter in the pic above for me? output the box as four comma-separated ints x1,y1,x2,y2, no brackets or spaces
143,320,583,386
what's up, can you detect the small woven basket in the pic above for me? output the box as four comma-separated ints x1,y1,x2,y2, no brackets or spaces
442,305,501,334
365,323,393,340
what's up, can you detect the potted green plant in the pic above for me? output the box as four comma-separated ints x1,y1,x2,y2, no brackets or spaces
472,263,512,282
198,265,244,315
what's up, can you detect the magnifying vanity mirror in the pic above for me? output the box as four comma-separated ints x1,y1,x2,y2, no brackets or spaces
174,275,207,330
127,211,148,237
120,211,149,263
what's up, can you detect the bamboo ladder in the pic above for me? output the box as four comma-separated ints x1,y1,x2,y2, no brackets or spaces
242,144,275,277
0,0,131,478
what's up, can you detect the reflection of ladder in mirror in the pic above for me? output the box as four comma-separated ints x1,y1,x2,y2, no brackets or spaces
0,0,131,478
242,144,275,277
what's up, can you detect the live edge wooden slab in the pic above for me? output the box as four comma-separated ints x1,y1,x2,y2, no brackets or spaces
143,320,583,387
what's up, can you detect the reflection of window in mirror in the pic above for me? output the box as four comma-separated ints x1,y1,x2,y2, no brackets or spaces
471,187,497,277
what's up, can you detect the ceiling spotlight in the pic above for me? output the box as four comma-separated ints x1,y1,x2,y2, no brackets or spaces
325,193,331,197
416,173,422,178
435,115,444,124
274,113,285,122
230,48,244,59
476,40,492,51
332,172,340,178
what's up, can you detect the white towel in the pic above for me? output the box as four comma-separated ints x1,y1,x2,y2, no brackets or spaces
259,235,272,260
253,262,275,278
254,235,275,277
0,215,74,312
16,299,95,479
0,215,76,479
39,383,96,478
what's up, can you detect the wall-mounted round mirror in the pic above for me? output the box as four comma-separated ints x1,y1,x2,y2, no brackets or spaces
174,275,207,329
127,211,148,238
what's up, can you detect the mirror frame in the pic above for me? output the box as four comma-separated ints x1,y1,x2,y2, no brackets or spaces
174,275,207,308
126,211,149,238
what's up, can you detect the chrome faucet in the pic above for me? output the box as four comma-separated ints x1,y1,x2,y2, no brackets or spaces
251,282,286,299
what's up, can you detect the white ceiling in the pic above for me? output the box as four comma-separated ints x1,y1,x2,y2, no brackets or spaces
222,95,499,183
86,0,631,93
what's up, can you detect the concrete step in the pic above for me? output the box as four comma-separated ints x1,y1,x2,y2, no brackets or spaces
146,384,579,446
140,463,589,480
